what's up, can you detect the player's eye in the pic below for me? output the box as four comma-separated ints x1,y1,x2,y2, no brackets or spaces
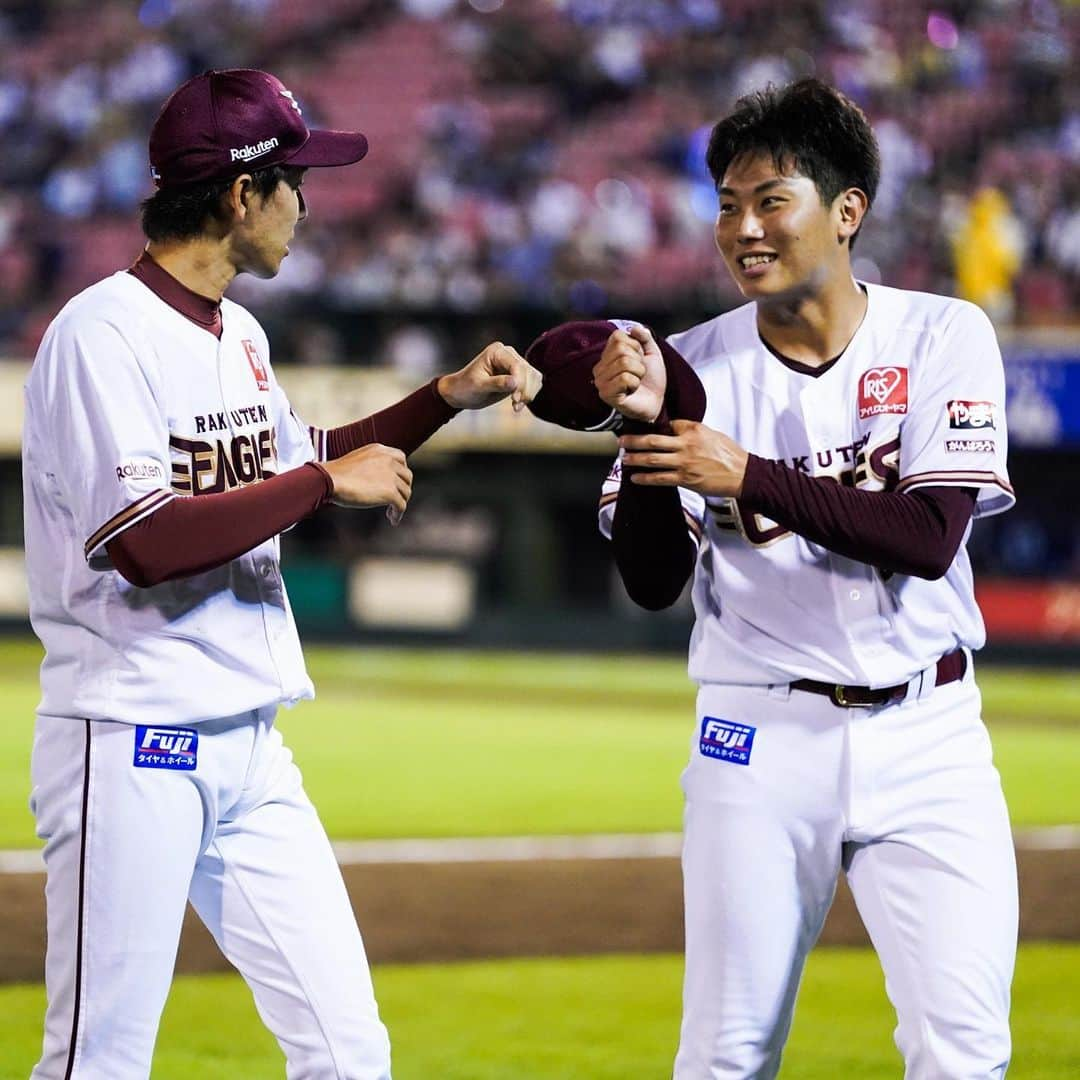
718,203,737,216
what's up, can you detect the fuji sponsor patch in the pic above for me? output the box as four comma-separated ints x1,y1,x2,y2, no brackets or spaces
242,339,270,392
947,400,997,430
134,726,198,771
945,438,995,453
858,367,908,420
700,717,756,765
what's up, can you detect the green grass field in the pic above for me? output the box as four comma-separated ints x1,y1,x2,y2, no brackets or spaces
1,946,1077,1079
0,640,1076,847
1,640,1077,1076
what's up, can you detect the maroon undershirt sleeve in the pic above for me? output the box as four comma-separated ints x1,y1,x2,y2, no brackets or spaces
610,441,978,609
107,463,332,588
611,408,698,610
739,455,977,580
325,378,460,459
107,380,461,588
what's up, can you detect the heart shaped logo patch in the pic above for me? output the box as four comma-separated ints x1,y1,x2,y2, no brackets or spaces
858,367,908,419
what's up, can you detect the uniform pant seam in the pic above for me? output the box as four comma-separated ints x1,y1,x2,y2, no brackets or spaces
207,838,346,1079
62,720,93,1080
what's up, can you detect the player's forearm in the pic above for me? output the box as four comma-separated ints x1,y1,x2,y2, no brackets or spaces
324,378,460,459
107,463,332,587
611,475,697,610
740,456,976,580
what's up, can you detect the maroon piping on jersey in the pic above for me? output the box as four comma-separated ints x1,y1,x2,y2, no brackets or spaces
63,722,92,1080
128,251,222,338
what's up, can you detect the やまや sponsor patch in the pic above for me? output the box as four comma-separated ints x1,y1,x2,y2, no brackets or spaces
947,400,997,430
134,726,198,771
858,367,908,420
700,717,756,765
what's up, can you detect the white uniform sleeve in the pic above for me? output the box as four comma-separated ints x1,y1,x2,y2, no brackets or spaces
598,452,706,542
263,336,317,471
35,316,175,564
896,302,1015,518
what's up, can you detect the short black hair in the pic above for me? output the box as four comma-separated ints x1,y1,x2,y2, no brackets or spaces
706,79,880,246
140,164,305,242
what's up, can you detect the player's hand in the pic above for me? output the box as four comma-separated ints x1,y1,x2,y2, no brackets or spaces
320,444,413,523
619,420,749,497
592,325,666,423
437,341,543,412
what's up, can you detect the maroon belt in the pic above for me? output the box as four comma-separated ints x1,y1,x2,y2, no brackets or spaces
790,649,967,708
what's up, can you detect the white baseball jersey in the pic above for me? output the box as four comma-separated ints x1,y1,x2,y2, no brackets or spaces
23,270,319,725
600,284,1014,689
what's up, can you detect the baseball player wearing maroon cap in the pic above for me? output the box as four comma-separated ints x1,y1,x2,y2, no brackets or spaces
531,81,1016,1079
23,69,538,1080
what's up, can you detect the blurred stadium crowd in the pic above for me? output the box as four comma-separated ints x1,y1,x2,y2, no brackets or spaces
0,0,1077,364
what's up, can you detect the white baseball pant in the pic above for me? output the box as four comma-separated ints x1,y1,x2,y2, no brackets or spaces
29,708,391,1080
674,670,1017,1079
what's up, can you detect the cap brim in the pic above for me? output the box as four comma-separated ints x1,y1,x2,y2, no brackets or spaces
286,129,369,168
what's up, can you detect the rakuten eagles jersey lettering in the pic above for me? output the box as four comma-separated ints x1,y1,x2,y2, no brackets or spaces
599,283,1014,689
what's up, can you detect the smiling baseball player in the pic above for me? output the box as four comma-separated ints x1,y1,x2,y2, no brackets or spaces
23,68,537,1080
592,80,1017,1078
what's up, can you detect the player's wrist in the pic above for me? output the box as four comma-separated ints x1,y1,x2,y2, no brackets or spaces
620,404,672,436
737,453,771,505
308,461,336,504
433,374,466,413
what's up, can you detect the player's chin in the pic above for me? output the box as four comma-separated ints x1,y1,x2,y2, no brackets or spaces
245,254,286,280
730,269,778,299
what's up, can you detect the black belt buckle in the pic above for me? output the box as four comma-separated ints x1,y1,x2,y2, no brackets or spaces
831,684,877,708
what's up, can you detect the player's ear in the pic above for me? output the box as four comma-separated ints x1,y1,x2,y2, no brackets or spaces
224,174,255,223
836,187,869,245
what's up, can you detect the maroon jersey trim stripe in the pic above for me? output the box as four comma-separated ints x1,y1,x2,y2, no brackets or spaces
84,489,175,560
896,471,1014,496
308,426,327,461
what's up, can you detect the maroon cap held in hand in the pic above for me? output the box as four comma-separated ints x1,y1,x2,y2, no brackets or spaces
149,69,368,188
525,320,706,432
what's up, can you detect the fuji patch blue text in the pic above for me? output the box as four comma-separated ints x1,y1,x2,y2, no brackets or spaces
700,717,756,765
134,725,198,771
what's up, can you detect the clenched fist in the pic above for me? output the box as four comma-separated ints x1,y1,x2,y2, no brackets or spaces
320,443,413,521
437,341,543,412
592,324,667,423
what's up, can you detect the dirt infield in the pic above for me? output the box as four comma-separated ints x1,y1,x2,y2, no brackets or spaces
2,846,1078,983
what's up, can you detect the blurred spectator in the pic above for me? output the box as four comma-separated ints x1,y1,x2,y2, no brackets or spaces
950,187,1026,323
0,0,1077,356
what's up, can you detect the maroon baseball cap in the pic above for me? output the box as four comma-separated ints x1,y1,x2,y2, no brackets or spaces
149,69,369,188
525,320,706,432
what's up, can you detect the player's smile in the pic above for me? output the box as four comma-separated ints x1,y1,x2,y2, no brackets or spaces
736,250,778,278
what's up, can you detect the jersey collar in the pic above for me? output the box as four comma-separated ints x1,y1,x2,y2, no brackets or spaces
128,251,223,339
